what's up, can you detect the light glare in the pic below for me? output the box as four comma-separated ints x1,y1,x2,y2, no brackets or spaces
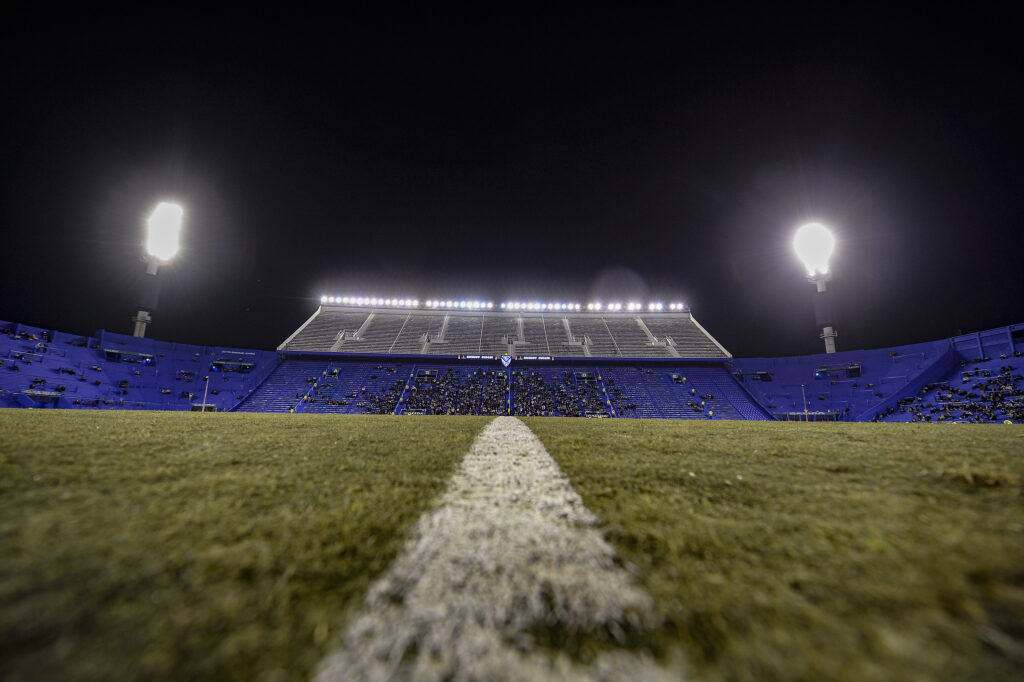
794,223,836,276
145,202,184,261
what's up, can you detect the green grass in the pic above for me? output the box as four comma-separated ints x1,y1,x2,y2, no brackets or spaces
0,410,488,682
3,412,1023,682
525,418,1024,682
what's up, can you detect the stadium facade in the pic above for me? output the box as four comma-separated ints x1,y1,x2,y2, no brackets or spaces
1,302,1021,423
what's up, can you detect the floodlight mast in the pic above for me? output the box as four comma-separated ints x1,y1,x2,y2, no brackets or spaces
793,223,838,354
811,273,838,354
132,202,183,338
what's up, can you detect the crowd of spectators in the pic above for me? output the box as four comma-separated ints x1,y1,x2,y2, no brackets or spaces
3,328,46,343
402,368,508,415
875,356,1023,423
363,377,405,414
511,369,611,418
479,371,508,415
308,365,619,417
553,371,611,417
300,365,399,412
513,370,556,416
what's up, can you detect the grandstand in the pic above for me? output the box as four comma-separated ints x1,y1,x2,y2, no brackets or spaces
2,306,1021,423
212,302,766,419
280,302,727,358
733,323,1024,423
0,321,277,412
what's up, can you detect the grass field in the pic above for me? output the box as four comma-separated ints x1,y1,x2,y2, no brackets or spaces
2,410,1023,681
526,419,1024,681
0,410,487,682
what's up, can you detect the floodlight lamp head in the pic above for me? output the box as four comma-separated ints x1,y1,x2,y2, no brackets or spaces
145,202,184,261
793,222,835,277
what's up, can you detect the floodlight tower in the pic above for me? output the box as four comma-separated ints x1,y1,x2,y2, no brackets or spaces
793,222,838,354
132,202,184,337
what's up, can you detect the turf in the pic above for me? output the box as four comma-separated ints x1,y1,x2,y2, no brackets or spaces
4,412,1023,682
524,418,1024,682
0,410,488,682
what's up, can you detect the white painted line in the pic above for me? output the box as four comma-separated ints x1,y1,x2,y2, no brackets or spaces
313,416,678,681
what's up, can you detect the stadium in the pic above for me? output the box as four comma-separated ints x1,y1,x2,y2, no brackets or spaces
3,280,1023,681
4,12,1024,682
3,298,1022,424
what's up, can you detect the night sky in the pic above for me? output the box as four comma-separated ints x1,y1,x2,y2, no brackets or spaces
2,10,1021,357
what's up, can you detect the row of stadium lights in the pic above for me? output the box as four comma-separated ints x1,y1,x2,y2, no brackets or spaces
587,302,686,311
322,296,421,307
503,302,581,311
320,296,685,312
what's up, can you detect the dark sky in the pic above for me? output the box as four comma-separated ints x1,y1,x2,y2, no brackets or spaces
2,10,1022,357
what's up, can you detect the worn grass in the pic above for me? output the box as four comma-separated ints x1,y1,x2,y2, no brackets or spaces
525,418,1024,682
0,410,487,682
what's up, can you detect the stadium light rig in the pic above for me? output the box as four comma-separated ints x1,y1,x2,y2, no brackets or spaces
319,295,686,313
133,202,184,338
794,222,838,353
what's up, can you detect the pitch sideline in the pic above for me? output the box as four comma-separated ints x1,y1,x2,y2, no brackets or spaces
313,416,679,681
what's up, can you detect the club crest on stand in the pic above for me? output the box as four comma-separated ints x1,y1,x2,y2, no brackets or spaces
500,353,512,367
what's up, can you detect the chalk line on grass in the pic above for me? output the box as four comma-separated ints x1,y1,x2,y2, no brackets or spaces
313,416,677,682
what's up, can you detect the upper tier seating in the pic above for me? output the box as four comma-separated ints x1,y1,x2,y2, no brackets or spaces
515,315,557,356
427,314,483,355
480,315,519,356
390,315,445,354
284,306,728,359
283,310,370,351
640,316,724,357
605,317,673,358
336,313,409,354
